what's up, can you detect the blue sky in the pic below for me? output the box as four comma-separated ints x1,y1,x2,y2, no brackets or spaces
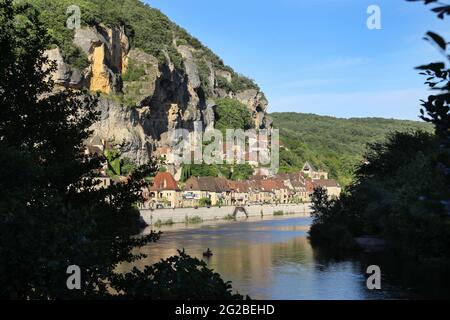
147,0,448,120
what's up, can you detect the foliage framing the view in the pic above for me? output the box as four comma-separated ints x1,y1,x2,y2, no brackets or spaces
0,0,243,299
308,0,450,265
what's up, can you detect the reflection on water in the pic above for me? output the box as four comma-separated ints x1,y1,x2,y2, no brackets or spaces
119,215,447,300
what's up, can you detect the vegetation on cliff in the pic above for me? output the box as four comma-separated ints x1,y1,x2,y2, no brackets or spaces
215,98,255,134
308,0,450,265
180,163,254,183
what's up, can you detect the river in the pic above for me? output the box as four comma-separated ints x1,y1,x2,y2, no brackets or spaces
124,215,449,300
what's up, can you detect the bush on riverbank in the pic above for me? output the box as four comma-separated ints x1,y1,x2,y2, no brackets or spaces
308,187,360,251
309,1,450,264
154,219,174,227
309,131,450,261
185,216,203,224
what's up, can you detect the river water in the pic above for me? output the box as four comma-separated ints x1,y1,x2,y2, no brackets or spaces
126,215,448,300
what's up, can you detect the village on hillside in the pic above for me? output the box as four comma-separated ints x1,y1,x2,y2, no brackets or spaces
84,136,342,209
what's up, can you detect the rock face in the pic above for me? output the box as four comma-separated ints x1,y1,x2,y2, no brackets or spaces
43,48,83,88
123,49,160,105
73,24,130,93
177,45,201,89
91,98,152,164
43,48,70,83
236,89,270,129
215,69,232,83
44,24,271,165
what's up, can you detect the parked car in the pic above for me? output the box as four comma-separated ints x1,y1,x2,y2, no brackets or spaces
156,204,164,209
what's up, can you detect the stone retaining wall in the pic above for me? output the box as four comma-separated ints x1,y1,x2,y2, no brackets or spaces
140,203,312,225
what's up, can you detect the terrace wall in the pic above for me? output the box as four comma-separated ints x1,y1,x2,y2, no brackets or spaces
140,203,312,225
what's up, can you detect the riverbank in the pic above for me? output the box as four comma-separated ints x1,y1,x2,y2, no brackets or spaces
140,203,312,226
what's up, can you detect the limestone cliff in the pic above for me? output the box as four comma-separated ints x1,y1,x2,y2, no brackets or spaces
42,5,271,167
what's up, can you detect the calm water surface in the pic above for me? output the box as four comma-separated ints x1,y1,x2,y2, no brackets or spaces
123,215,445,300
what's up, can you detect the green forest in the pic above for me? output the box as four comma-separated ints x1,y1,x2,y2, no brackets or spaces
271,112,433,186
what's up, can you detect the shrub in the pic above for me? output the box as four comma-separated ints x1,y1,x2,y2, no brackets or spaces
121,157,137,176
196,56,213,97
308,131,450,261
215,98,255,134
110,250,245,300
309,222,358,251
154,219,174,227
199,197,212,207
122,59,146,82
105,147,122,176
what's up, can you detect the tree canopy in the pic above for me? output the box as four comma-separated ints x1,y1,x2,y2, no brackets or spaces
215,98,255,134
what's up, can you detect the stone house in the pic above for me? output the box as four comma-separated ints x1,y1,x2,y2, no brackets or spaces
147,172,181,208
228,181,250,206
182,176,232,207
245,180,263,204
289,179,309,202
253,180,276,204
312,179,342,199
155,146,175,164
261,179,291,204
138,167,336,208
302,162,329,180
285,172,309,202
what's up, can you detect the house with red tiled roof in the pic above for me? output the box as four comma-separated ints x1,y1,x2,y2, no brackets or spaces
228,181,250,205
146,172,181,208
251,179,276,204
139,166,339,208
244,180,259,204
305,180,316,194
282,172,309,202
262,178,293,204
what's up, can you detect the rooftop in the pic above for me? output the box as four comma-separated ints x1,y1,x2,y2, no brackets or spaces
150,172,180,191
